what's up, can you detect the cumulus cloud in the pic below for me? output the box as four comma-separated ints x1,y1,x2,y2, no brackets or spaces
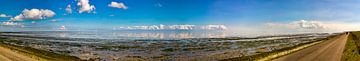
108,2,128,9
77,0,96,13
265,20,360,32
295,20,325,29
266,20,328,30
66,4,72,13
11,9,55,21
1,22,22,26
0,14,11,18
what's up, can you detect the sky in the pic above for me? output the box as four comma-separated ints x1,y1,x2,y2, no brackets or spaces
1,0,360,35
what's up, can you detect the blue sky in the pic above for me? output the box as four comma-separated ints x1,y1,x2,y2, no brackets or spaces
0,0,360,32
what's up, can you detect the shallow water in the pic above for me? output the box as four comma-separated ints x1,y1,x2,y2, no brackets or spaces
0,31,335,60
19,31,227,39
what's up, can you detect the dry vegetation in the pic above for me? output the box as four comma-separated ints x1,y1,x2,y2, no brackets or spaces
342,32,360,61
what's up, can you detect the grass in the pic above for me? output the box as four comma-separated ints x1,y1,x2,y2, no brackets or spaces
342,32,360,61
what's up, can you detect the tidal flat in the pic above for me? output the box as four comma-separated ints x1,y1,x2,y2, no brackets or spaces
0,31,338,61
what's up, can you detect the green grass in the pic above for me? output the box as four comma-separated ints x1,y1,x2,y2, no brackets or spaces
342,32,360,61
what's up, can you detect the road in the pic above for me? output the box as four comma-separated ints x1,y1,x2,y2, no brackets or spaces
0,46,37,61
273,33,348,61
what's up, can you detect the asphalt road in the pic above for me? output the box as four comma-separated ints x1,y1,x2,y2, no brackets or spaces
273,34,348,61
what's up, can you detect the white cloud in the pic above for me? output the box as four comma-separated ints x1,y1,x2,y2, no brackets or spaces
108,2,128,9
266,20,325,30
11,9,55,21
1,22,22,26
77,0,96,13
0,14,11,18
202,25,227,30
265,20,360,32
66,4,72,13
294,20,325,29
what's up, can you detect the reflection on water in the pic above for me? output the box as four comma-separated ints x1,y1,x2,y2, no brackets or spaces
0,31,336,60
23,31,227,39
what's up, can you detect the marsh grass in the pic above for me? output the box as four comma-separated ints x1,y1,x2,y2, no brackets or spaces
342,32,360,61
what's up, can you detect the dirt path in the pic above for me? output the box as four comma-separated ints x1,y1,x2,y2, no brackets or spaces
273,34,348,61
0,46,37,61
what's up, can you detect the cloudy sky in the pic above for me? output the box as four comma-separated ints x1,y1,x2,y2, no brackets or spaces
0,0,360,34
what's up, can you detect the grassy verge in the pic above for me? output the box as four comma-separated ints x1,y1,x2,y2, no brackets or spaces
342,32,360,61
221,33,339,61
0,40,80,61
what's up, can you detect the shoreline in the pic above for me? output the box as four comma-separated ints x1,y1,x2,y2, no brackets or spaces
0,42,81,61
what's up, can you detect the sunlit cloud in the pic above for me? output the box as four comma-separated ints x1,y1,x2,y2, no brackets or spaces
11,9,55,21
266,20,324,29
108,2,128,9
265,20,360,32
0,14,11,18
77,0,96,13
1,21,22,26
